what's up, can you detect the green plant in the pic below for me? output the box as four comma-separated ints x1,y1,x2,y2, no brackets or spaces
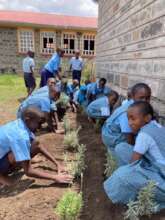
55,191,83,220
63,127,81,150
124,181,158,220
63,115,71,133
74,144,87,177
64,144,87,178
56,92,70,108
124,201,139,220
104,152,117,177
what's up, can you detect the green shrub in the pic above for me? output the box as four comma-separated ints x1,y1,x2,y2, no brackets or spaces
104,152,117,177
63,127,81,150
64,144,86,178
63,116,71,133
56,93,70,108
55,191,83,220
74,144,87,177
124,181,158,220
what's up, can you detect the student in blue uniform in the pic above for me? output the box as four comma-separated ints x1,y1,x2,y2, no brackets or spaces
0,107,73,186
122,87,132,106
101,83,151,154
40,48,65,87
87,90,119,120
66,79,79,112
86,78,111,104
104,101,165,211
31,78,56,98
17,87,62,133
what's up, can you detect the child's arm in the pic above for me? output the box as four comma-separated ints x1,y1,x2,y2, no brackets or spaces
131,152,143,162
37,145,66,173
125,133,135,145
21,161,73,183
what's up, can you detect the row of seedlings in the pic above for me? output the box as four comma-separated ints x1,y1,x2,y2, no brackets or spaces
54,115,86,220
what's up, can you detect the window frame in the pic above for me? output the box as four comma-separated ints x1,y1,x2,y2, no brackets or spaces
61,32,78,55
82,33,95,56
40,31,56,55
17,28,35,54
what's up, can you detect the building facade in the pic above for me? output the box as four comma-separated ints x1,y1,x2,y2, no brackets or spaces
96,0,165,115
0,11,97,73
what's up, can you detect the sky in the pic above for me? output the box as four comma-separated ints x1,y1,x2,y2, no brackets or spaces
0,0,98,17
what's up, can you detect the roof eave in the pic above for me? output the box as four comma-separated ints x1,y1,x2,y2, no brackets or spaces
0,21,97,31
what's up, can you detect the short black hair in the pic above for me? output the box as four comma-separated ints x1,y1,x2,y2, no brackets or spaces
131,83,151,96
129,101,154,119
22,106,44,121
99,78,107,84
109,90,119,100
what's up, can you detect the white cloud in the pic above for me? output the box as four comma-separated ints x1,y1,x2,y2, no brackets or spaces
0,0,98,17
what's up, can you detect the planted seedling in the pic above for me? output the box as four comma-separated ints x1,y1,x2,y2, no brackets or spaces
55,191,83,220
63,115,71,133
63,127,81,150
104,152,117,177
64,144,87,178
124,181,158,220
56,92,70,108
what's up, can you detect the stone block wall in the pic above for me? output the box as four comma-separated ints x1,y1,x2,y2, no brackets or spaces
96,0,165,115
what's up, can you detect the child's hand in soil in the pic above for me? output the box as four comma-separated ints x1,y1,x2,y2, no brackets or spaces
57,163,68,174
55,174,73,184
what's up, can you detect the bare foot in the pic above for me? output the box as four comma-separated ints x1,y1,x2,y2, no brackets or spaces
55,129,65,134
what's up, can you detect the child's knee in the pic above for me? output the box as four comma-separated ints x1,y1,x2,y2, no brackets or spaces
31,139,40,148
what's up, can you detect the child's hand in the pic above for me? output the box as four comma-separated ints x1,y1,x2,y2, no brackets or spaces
57,163,67,174
55,174,73,184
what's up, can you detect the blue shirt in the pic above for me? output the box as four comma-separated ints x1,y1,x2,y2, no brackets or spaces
19,96,52,116
44,53,61,75
106,99,134,133
66,84,78,97
31,86,49,98
0,119,35,161
23,56,35,73
69,57,84,71
87,96,110,118
87,81,111,98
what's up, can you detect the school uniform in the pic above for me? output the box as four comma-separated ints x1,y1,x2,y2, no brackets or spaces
87,81,111,103
66,84,78,100
31,86,49,97
17,96,56,118
73,85,87,105
0,119,35,174
101,100,133,153
40,53,61,87
22,56,36,89
70,57,84,83
104,120,165,211
87,96,111,119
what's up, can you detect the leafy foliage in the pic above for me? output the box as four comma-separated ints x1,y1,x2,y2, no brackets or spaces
63,115,71,133
63,127,81,150
74,144,87,177
55,191,83,220
104,152,117,177
64,144,87,178
124,181,158,220
56,92,70,108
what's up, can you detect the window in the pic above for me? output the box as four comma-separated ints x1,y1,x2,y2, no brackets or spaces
82,34,95,56
62,33,77,55
40,31,56,54
18,29,34,53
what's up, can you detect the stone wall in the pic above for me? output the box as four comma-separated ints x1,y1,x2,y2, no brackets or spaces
96,0,165,115
0,27,96,76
